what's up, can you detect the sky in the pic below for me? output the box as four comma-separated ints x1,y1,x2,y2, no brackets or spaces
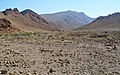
0,0,120,18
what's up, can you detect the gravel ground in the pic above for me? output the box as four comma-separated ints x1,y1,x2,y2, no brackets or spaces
0,32,120,75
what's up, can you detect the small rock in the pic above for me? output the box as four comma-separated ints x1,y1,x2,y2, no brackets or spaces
8,72,13,75
49,68,56,73
26,72,32,75
0,70,7,74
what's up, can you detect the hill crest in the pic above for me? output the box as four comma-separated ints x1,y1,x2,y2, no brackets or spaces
41,10,95,29
77,12,120,31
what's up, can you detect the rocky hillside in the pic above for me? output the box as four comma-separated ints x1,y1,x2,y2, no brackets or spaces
41,10,95,29
77,12,120,31
0,8,60,32
0,12,5,18
20,9,59,31
0,18,11,29
0,18,20,33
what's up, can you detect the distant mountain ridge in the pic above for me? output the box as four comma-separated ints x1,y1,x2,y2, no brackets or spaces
41,10,95,29
76,12,120,31
1,8,120,33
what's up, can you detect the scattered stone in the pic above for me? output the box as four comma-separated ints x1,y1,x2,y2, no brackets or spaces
0,32,119,75
0,70,7,74
49,68,56,73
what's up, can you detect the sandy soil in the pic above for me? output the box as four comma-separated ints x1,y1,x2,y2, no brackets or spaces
0,32,120,75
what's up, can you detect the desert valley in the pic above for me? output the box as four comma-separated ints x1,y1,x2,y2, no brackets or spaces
0,8,120,75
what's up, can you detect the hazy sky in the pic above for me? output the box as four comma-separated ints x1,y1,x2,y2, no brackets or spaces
0,0,119,18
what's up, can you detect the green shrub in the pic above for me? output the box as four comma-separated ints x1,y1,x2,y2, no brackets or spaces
5,33,11,37
25,32,33,36
0,34,3,37
18,32,33,36
60,36,65,39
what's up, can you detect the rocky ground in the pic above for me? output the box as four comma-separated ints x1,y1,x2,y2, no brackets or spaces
0,31,120,75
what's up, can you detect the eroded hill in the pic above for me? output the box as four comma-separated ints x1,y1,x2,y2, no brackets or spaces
0,8,60,33
77,12,120,31
41,10,95,29
0,18,21,33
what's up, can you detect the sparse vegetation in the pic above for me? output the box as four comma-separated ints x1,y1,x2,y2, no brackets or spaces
25,32,33,36
60,36,65,39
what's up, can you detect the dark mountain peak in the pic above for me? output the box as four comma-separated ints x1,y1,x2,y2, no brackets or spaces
2,8,12,15
20,9,43,20
21,9,38,16
21,9,32,13
2,8,20,15
108,12,120,16
5,8,12,11
21,9,51,25
96,12,120,21
113,12,120,15
13,8,19,12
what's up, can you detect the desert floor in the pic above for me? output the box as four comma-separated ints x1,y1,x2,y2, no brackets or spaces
0,31,120,75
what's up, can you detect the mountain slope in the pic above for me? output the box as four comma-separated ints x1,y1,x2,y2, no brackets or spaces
1,8,60,32
0,18,21,33
0,12,5,18
20,9,59,31
41,10,94,29
77,12,120,31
